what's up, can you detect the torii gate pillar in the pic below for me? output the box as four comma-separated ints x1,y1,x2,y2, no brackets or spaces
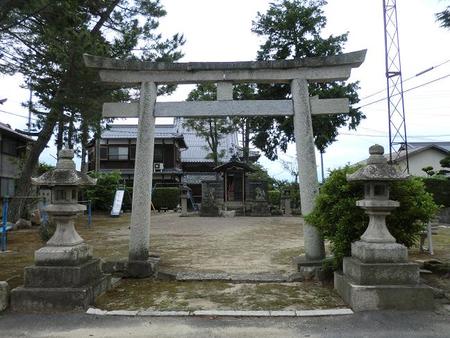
128,81,157,277
292,79,326,272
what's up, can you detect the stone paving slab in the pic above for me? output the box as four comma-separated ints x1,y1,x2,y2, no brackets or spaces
87,308,353,317
107,310,138,316
296,308,353,316
175,271,288,282
269,310,297,317
193,310,271,317
137,310,191,316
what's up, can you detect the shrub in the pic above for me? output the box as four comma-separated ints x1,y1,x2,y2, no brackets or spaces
83,171,122,211
422,177,450,207
268,190,281,207
152,187,180,210
305,165,439,268
270,207,283,216
39,221,56,242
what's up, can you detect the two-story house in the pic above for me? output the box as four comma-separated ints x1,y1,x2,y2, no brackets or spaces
87,119,240,202
0,122,34,197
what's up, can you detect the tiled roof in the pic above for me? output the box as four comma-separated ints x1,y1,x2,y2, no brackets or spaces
358,142,450,165
102,120,239,163
102,124,181,139
0,122,34,142
406,142,450,152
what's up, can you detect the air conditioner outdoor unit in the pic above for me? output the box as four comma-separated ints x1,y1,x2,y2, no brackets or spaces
154,162,164,172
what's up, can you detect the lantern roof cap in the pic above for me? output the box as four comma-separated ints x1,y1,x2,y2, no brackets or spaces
347,144,409,182
31,149,96,187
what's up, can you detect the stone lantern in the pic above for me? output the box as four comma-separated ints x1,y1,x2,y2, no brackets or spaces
349,143,407,247
180,185,191,217
11,149,111,311
281,189,292,215
33,149,95,255
334,144,433,311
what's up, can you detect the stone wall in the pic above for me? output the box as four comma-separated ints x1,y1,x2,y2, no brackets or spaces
438,207,450,224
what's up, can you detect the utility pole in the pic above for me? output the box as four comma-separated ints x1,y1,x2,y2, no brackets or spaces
383,0,409,172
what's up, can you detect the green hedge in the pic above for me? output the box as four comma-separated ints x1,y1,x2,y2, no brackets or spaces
268,190,281,206
83,171,122,211
152,187,180,210
422,177,450,207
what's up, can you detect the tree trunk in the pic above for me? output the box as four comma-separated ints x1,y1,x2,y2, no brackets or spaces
243,118,250,163
7,1,119,222
80,121,88,174
67,113,74,149
8,106,62,221
56,117,65,151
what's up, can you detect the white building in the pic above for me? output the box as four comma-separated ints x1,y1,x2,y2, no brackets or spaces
395,142,450,177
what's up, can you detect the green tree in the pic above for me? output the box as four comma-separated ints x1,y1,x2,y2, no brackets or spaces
183,84,237,166
232,84,259,163
305,166,438,268
436,5,450,28
84,171,122,211
1,0,184,220
250,0,364,160
421,155,450,177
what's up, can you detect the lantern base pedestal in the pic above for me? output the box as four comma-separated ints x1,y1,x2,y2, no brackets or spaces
334,271,433,311
351,241,408,263
335,241,434,311
11,256,111,312
34,243,93,266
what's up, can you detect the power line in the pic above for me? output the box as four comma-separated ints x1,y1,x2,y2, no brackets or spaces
355,73,450,109
340,132,450,138
360,58,450,101
0,108,38,121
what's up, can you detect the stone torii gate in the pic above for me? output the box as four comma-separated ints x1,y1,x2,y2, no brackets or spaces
84,50,366,277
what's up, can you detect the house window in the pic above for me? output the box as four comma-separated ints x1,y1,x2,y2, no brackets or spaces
154,147,163,162
130,145,136,160
0,177,15,197
1,138,17,156
100,146,108,160
109,146,128,160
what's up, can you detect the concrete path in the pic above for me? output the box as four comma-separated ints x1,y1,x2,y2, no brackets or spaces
0,310,449,337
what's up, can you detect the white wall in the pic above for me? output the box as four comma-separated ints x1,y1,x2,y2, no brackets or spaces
398,149,447,177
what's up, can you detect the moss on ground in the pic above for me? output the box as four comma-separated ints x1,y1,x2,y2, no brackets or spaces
95,279,346,311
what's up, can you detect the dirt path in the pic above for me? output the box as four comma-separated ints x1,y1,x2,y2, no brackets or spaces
0,213,304,287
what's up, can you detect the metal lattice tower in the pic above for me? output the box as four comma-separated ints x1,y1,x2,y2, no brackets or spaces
383,0,409,171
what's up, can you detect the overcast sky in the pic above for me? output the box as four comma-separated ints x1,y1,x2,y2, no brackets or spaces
0,0,449,181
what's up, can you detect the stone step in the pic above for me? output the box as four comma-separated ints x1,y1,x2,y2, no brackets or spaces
174,271,289,283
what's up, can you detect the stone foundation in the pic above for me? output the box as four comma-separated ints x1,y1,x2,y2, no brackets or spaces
334,271,433,311
127,257,160,278
335,241,434,311
294,256,330,281
11,258,111,312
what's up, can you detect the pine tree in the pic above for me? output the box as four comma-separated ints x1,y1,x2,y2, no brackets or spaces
0,0,184,220
251,0,364,160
